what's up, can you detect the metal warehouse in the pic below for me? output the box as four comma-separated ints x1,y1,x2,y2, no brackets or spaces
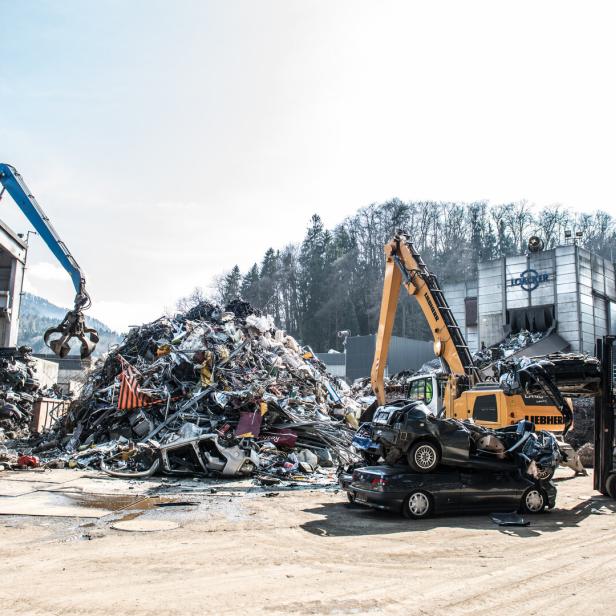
317,335,434,382
443,242,616,354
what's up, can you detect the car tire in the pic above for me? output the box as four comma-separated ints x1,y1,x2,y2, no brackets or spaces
536,466,555,482
403,489,434,519
605,474,616,500
407,441,440,473
520,487,547,514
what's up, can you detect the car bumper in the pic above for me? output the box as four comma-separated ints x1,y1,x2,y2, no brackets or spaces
339,472,353,491
346,486,404,513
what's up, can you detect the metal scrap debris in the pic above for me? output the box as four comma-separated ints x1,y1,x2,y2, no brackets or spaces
0,346,68,454
28,300,360,482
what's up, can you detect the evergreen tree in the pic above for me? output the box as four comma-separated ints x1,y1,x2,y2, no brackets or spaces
240,264,260,307
299,215,329,348
259,248,280,322
204,201,616,352
220,265,241,305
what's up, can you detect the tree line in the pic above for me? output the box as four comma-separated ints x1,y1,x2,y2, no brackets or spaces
182,201,616,352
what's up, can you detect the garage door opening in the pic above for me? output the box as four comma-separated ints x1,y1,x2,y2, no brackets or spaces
506,304,555,335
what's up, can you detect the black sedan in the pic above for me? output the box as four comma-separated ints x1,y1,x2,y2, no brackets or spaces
344,465,556,519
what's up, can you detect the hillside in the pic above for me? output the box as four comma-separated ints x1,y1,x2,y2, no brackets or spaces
17,293,124,356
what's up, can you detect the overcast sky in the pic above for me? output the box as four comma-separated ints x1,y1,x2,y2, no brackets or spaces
1,1,614,331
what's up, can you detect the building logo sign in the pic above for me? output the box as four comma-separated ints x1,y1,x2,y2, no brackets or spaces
510,269,549,292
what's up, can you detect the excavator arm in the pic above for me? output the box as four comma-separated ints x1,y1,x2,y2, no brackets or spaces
0,163,98,358
371,231,477,405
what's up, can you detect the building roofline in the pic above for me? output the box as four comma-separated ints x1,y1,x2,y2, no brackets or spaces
0,217,27,252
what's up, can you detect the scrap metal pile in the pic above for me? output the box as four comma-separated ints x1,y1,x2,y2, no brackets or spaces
488,352,602,400
35,300,359,481
473,329,548,368
0,346,59,442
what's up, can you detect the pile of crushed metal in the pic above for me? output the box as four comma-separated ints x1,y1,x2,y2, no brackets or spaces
473,329,548,368
27,300,360,484
0,346,65,443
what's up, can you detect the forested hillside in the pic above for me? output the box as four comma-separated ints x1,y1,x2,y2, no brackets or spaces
193,201,616,352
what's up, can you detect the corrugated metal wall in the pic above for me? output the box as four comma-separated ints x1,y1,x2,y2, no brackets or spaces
555,245,580,349
445,280,479,351
477,257,505,347
344,335,434,382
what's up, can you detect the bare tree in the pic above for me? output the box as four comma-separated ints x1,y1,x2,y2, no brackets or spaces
536,204,571,248
503,200,535,253
176,286,207,312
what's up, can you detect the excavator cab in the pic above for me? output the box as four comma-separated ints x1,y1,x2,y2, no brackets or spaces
407,374,447,416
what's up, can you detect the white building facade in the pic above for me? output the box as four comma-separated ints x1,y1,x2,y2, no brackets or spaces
443,244,616,354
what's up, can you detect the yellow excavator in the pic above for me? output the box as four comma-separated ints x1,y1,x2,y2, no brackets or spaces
370,231,573,435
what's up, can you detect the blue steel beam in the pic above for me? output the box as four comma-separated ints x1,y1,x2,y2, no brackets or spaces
0,163,83,294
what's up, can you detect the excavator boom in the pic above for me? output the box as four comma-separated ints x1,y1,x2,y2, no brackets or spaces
370,231,574,435
371,231,477,405
0,163,98,358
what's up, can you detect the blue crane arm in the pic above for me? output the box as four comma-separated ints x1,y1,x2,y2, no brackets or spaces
0,163,84,295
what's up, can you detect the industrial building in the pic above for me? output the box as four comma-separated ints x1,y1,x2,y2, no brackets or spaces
0,217,89,396
33,353,91,395
443,243,616,354
317,334,434,382
0,220,27,347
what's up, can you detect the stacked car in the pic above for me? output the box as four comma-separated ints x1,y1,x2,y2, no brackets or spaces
342,400,559,519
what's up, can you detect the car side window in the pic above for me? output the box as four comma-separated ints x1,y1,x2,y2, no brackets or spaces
473,394,498,422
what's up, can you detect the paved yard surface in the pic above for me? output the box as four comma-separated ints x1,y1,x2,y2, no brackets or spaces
0,467,614,615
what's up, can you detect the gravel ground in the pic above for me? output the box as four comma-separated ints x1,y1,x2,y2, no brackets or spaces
0,467,614,615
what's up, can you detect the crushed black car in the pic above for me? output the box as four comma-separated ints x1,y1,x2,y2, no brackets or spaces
343,465,556,519
371,400,560,479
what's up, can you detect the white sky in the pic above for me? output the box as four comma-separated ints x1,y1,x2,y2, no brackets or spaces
0,1,615,331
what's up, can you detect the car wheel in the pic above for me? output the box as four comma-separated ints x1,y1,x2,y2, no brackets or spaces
521,487,547,513
536,466,555,482
403,490,433,519
606,474,616,500
407,441,440,473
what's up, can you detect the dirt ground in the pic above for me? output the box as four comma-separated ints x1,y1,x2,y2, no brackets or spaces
0,467,614,616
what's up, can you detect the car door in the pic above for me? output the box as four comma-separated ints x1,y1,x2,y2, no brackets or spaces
436,419,471,465
402,472,463,512
458,470,520,511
